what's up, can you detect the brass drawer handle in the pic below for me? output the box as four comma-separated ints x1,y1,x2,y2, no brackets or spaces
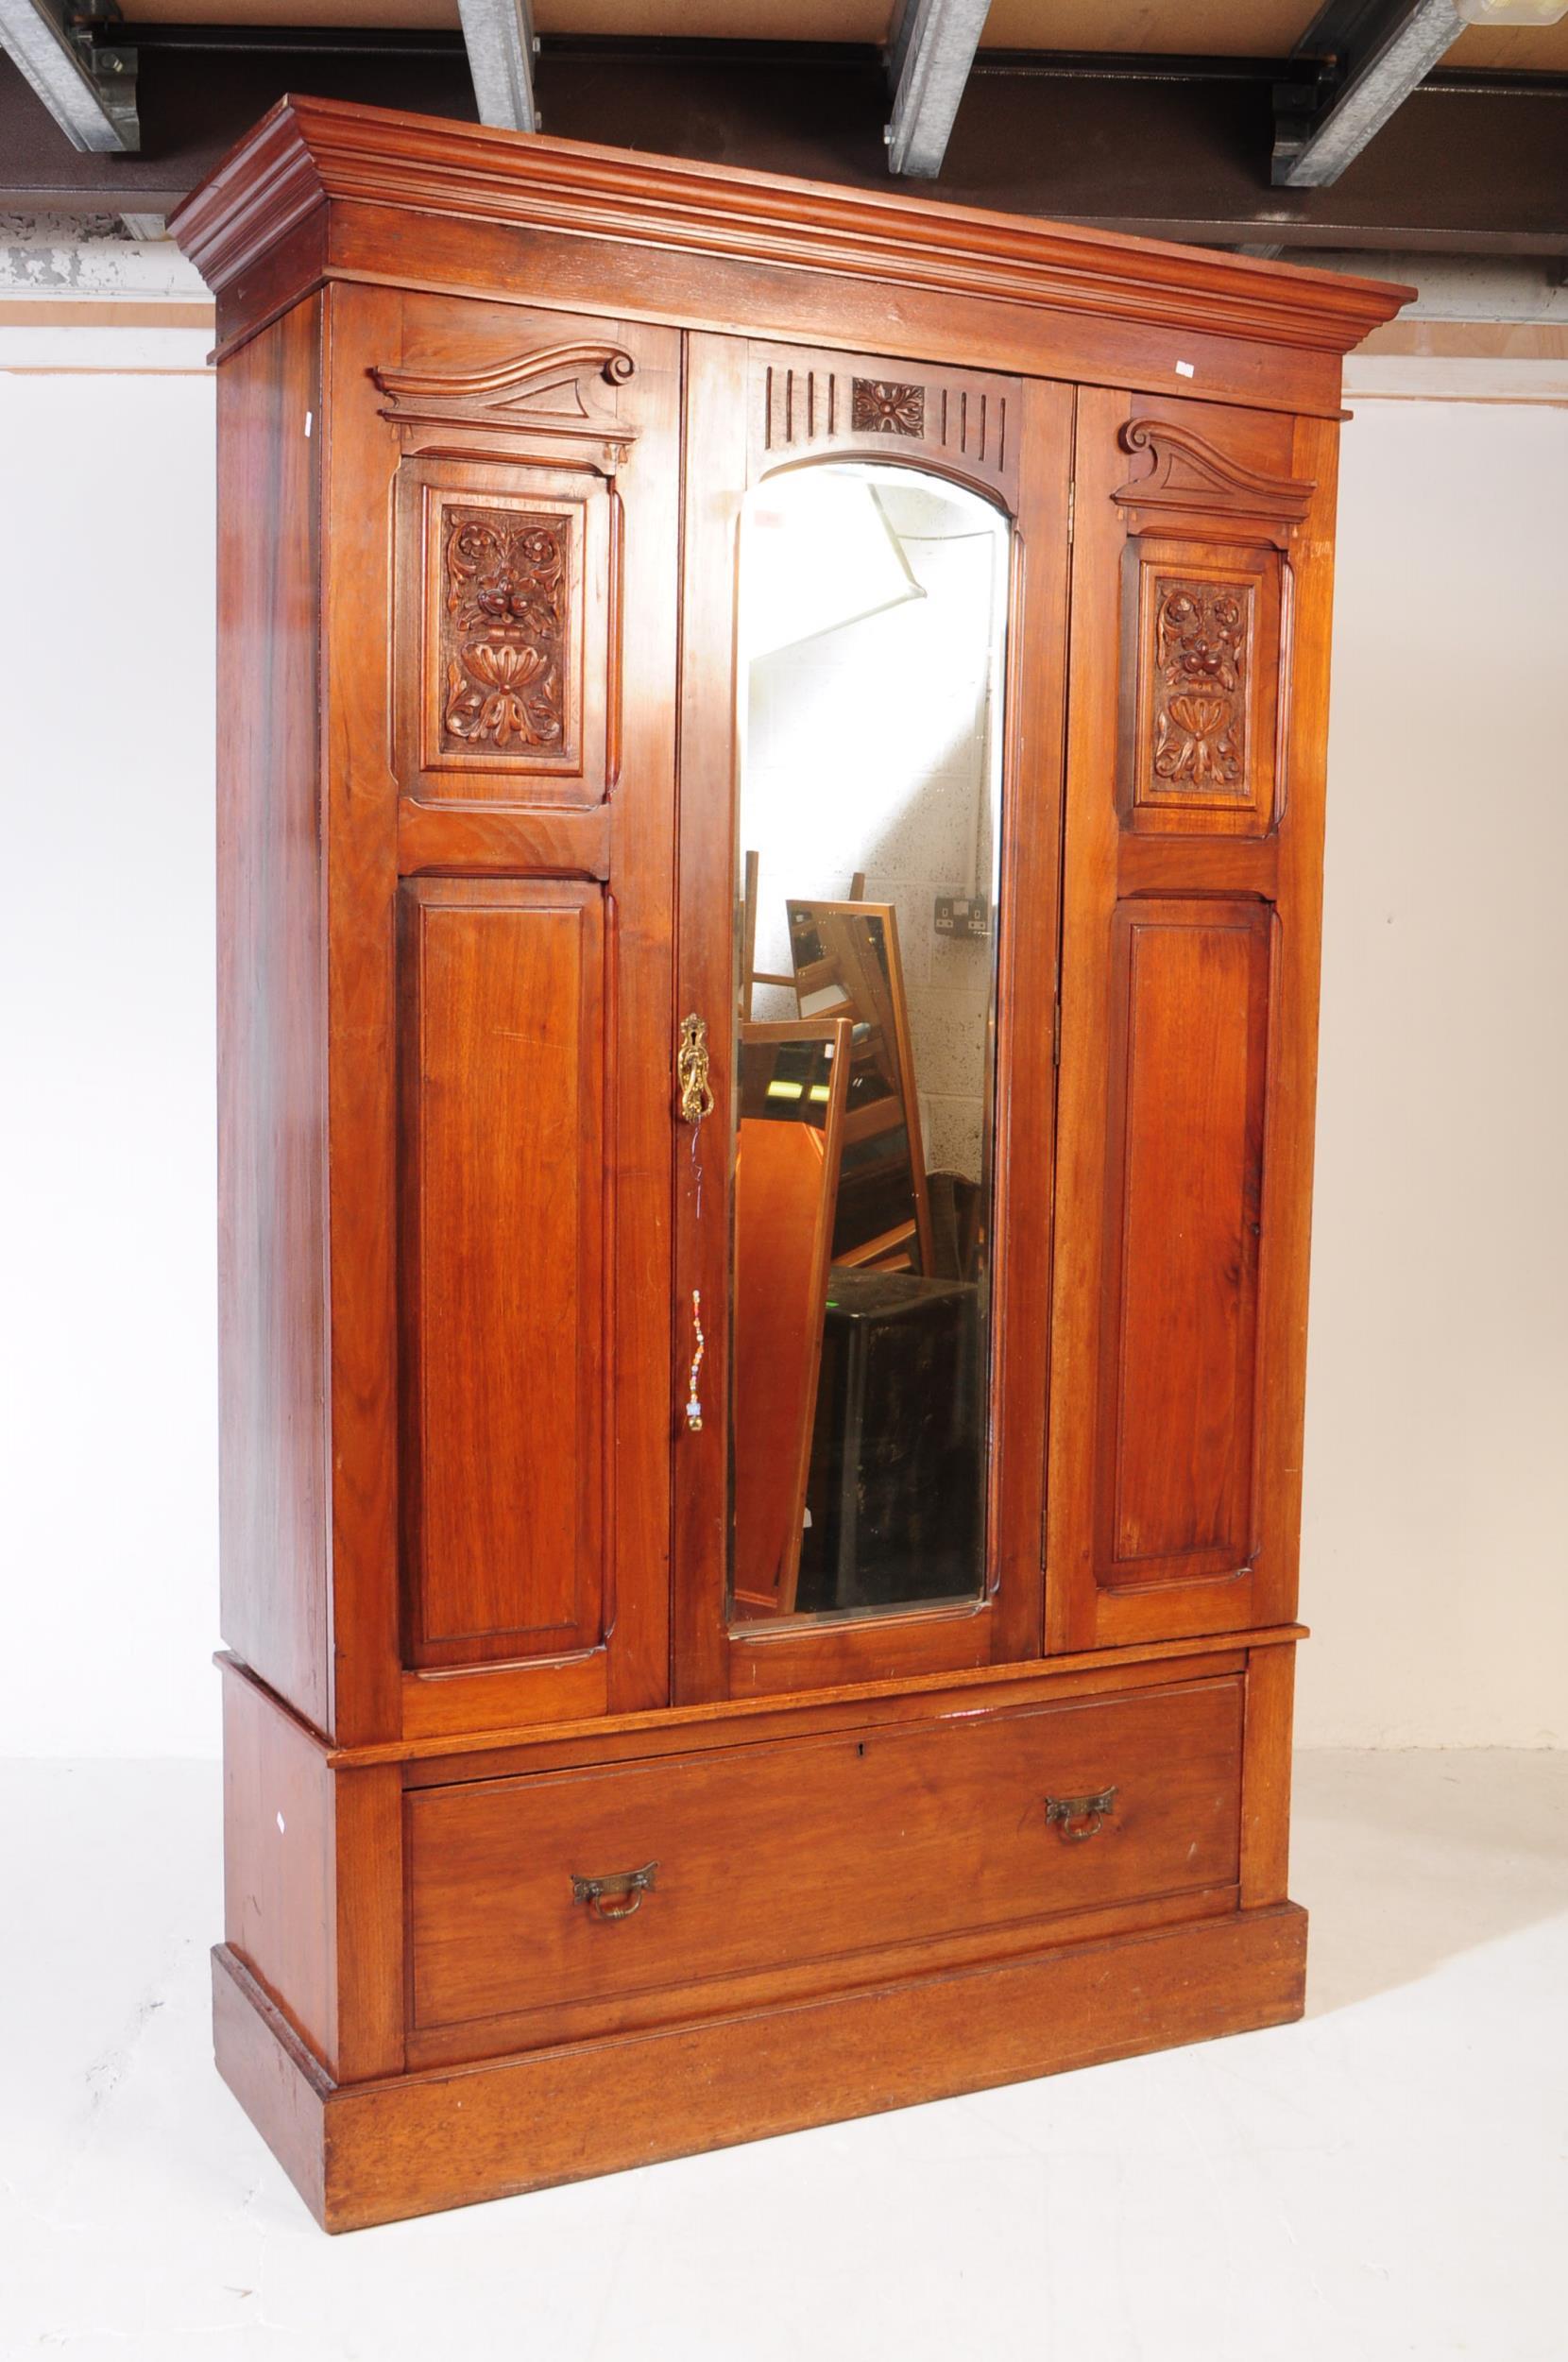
571,1860,659,1921
1044,1785,1118,1843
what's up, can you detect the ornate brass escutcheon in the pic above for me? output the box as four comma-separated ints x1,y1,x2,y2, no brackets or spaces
571,1860,660,1921
676,1012,715,1124
1044,1785,1118,1843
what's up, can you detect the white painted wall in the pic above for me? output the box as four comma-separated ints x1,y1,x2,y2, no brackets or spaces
1298,392,1568,1746
0,347,220,1757
0,327,1561,1754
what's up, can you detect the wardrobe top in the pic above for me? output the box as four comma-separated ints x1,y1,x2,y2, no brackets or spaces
171,93,1409,370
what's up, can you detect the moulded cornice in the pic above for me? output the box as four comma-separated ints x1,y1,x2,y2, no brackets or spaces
170,94,1410,361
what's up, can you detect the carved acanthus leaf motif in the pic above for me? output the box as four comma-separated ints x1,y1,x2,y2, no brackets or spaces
1115,418,1314,525
440,506,569,753
1150,578,1250,791
852,378,926,436
373,342,639,470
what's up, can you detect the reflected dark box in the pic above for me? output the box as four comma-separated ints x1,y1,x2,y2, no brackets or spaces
798,1269,984,1614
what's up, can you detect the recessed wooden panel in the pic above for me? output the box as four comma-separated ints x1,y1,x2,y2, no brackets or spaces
1097,899,1272,1586
399,878,605,1667
1120,537,1283,836
406,1675,1243,2035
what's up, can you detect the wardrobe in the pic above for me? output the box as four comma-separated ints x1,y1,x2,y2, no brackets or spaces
170,94,1406,2232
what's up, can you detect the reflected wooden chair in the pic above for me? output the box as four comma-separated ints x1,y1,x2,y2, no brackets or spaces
739,848,865,1022
786,899,933,1276
730,1017,852,1619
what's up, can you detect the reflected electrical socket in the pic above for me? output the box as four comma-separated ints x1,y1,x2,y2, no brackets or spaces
933,891,991,940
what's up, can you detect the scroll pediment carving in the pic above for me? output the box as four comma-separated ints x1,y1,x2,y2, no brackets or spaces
371,341,639,470
1114,418,1314,527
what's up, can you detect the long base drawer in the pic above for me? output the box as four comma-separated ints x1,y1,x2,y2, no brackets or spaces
407,1674,1243,2035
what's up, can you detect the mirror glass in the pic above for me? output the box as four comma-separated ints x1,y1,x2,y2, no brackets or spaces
728,461,1010,1624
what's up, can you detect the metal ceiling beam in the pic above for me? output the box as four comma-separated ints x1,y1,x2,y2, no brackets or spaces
0,0,136,150
455,0,539,135
885,0,992,178
1273,0,1462,187
2,35,1565,255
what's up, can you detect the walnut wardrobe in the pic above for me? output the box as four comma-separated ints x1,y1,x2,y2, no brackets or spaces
170,97,1406,2233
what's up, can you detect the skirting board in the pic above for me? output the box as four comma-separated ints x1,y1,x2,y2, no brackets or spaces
213,1903,1308,2232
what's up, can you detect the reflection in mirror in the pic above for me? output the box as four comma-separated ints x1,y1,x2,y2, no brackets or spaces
729,461,1011,1625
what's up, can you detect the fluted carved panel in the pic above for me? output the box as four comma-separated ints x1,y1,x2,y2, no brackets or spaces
752,343,1020,505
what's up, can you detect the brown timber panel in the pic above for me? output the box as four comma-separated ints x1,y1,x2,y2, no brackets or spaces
222,1659,335,2069
1099,899,1271,1586
1049,389,1327,1652
400,878,605,1667
407,1675,1242,2032
215,295,331,1729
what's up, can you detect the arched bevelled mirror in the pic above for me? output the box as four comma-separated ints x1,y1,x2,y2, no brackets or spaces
728,461,1012,1625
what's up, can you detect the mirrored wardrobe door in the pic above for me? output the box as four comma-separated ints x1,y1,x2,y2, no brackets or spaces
733,461,1007,1627
673,335,1074,1703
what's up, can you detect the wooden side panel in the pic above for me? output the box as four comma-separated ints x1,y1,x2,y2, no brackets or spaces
213,1949,331,2232
1049,390,1335,1652
215,296,331,1729
220,1662,405,2083
1099,899,1271,1583
400,879,605,1667
222,1658,335,2069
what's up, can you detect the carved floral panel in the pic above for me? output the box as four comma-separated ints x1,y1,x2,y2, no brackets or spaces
1122,540,1279,836
851,379,925,436
439,505,571,757
1149,575,1252,794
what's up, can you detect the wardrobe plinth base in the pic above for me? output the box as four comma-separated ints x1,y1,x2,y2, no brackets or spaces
213,1903,1307,2233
